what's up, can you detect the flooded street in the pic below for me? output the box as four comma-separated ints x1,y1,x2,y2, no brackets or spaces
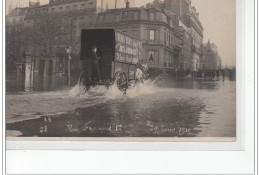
6,74,236,137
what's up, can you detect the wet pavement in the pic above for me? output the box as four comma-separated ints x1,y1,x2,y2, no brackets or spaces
6,74,236,137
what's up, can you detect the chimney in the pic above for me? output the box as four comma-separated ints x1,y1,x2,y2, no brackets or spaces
126,0,129,9
49,0,54,5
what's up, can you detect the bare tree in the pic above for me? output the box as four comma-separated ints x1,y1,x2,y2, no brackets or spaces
24,14,75,60
6,26,26,72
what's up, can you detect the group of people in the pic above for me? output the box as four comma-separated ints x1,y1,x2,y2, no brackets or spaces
168,69,234,81
201,69,226,81
184,69,236,81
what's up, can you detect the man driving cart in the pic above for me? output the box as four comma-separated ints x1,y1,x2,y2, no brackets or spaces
90,46,101,82
79,29,143,93
80,45,102,86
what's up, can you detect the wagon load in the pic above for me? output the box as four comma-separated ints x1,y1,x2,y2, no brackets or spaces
79,29,143,93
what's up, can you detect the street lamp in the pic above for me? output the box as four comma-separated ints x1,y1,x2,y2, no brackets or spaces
66,45,72,85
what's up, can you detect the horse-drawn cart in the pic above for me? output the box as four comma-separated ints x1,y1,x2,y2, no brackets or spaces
79,29,144,93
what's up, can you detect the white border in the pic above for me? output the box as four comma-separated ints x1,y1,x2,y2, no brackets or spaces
3,0,256,173
6,0,244,151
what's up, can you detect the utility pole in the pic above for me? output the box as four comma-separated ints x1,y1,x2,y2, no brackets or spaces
66,46,72,86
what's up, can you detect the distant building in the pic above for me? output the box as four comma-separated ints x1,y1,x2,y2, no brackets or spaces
6,0,213,77
6,7,28,73
6,7,27,26
48,0,135,12
145,0,204,71
201,40,221,70
6,0,100,76
96,7,182,69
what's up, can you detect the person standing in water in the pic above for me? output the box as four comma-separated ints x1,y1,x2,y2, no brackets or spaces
91,46,101,82
222,69,225,81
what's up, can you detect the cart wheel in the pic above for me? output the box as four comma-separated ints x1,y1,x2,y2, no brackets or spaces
114,71,128,93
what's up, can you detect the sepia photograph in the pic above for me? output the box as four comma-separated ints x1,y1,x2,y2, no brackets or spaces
5,0,236,139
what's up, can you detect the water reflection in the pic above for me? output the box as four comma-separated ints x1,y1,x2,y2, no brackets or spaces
7,71,224,93
6,92,205,137
6,69,235,137
6,71,79,93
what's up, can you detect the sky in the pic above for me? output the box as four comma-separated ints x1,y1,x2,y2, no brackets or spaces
6,0,236,67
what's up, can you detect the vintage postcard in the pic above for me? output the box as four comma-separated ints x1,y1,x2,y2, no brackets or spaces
5,0,236,141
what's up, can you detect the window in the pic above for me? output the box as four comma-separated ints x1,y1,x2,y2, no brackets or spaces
149,12,155,21
52,8,56,12
99,15,104,22
105,13,114,23
148,50,154,61
89,2,93,8
164,31,166,44
147,50,158,63
66,6,70,10
115,14,120,22
168,33,171,46
43,8,47,13
149,30,155,41
74,5,78,9
144,29,148,40
122,12,128,21
59,7,63,11
81,4,85,9
36,9,39,13
134,12,139,20
133,30,138,37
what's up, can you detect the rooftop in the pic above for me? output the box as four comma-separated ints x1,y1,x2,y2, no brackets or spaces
7,7,28,17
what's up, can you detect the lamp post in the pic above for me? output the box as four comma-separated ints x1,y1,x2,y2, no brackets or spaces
66,46,72,85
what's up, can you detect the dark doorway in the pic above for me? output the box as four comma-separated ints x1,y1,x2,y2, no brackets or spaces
39,60,45,77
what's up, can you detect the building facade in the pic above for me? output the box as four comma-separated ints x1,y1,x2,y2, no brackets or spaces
6,0,100,77
96,7,182,69
146,0,204,71
6,0,138,76
6,0,222,80
201,40,221,70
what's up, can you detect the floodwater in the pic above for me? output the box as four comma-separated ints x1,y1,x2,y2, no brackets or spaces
6,73,236,137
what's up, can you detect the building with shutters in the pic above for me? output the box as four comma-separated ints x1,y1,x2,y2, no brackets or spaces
6,0,137,77
145,0,204,71
6,0,198,79
201,40,222,70
96,7,182,70
6,0,100,77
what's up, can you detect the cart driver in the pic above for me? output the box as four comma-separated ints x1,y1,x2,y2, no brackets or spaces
91,46,101,82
